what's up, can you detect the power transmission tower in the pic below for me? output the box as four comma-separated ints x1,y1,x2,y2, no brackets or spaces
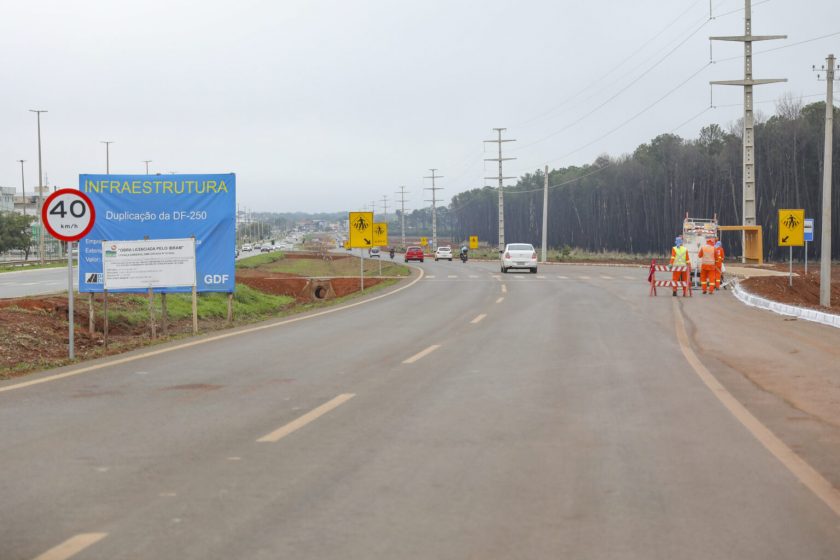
814,54,837,308
710,0,786,262
484,128,516,252
395,186,409,248
541,165,549,263
424,169,443,250
381,195,389,223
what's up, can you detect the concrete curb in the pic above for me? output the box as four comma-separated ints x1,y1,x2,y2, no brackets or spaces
731,280,840,329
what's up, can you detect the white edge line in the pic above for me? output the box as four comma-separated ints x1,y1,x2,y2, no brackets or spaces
496,297,504,303
0,266,426,393
257,393,355,443
470,313,487,324
501,284,507,293
402,344,441,364
32,533,108,560
673,299,840,518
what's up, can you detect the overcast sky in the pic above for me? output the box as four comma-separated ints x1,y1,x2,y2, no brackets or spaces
2,0,838,213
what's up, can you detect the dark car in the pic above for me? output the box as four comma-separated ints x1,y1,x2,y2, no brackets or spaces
405,246,424,262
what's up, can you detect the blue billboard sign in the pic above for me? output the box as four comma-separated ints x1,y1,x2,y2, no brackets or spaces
78,174,235,293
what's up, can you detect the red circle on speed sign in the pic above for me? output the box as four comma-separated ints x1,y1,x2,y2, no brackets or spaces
41,189,96,242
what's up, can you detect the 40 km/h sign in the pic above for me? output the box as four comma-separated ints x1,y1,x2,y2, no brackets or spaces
41,188,97,362
42,189,96,242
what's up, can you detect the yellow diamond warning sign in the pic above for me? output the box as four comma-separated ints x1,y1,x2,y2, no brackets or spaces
778,209,804,247
349,212,374,248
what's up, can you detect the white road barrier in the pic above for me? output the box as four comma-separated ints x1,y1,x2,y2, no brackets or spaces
732,281,840,329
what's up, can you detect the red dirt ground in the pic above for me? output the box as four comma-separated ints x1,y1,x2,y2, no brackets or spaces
741,266,840,312
0,265,384,378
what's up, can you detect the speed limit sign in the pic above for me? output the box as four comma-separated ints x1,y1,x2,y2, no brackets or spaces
41,189,96,241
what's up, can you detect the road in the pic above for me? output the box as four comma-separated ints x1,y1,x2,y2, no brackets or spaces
0,253,253,299
0,266,77,299
2,259,840,559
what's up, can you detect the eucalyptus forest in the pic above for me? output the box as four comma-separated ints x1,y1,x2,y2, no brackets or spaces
449,100,840,260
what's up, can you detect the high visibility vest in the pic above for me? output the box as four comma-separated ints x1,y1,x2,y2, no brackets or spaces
671,246,688,266
699,245,715,266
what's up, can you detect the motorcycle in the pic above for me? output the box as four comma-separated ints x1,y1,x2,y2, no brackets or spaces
389,248,395,260
460,252,468,263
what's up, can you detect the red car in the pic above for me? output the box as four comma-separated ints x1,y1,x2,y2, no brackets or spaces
404,246,424,262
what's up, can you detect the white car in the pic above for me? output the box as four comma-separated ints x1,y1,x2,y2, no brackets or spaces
368,247,381,258
434,246,453,261
242,244,252,252
501,243,538,273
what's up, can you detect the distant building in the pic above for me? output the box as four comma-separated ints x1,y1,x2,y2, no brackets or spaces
0,186,16,213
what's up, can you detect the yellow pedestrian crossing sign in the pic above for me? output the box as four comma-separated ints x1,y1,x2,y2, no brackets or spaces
372,223,388,246
778,209,804,246
420,237,428,247
348,212,374,248
469,235,478,249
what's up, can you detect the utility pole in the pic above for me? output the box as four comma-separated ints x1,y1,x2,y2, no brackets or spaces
710,0,786,262
815,54,837,308
30,109,47,264
541,165,549,263
143,160,152,174
484,128,516,252
101,141,114,174
396,186,408,248
17,159,26,216
424,169,443,250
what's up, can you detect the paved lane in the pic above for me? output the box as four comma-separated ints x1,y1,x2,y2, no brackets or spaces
1,260,839,559
0,266,75,298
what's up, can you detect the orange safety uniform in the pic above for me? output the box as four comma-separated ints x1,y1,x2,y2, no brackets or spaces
714,243,725,290
698,239,716,294
670,245,690,296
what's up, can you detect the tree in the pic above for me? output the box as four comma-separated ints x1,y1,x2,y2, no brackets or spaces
0,213,34,259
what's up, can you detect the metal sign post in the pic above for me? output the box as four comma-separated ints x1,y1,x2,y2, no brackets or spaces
41,189,96,360
67,242,75,359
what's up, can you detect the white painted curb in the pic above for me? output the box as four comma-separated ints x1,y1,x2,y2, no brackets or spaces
732,280,840,329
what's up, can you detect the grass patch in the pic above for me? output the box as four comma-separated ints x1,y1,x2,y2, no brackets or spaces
0,260,74,273
236,252,285,269
264,255,410,277
467,246,663,262
101,284,293,325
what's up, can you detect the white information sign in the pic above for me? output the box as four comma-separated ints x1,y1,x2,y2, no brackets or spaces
103,238,196,290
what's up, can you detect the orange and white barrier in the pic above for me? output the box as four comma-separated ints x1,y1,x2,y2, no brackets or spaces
648,260,692,296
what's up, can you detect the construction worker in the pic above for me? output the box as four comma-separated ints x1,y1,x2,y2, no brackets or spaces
697,238,717,294
669,236,690,296
714,240,725,291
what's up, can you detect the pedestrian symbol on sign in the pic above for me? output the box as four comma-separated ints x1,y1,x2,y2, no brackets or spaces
783,213,801,230
353,216,369,232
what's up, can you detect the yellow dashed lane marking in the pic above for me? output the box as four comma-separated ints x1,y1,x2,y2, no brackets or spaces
257,394,355,443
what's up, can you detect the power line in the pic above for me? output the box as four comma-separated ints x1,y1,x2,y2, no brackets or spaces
513,0,709,130
513,18,715,153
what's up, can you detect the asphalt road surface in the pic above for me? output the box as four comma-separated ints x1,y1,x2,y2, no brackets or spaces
2,259,840,559
0,252,253,299
0,266,77,299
